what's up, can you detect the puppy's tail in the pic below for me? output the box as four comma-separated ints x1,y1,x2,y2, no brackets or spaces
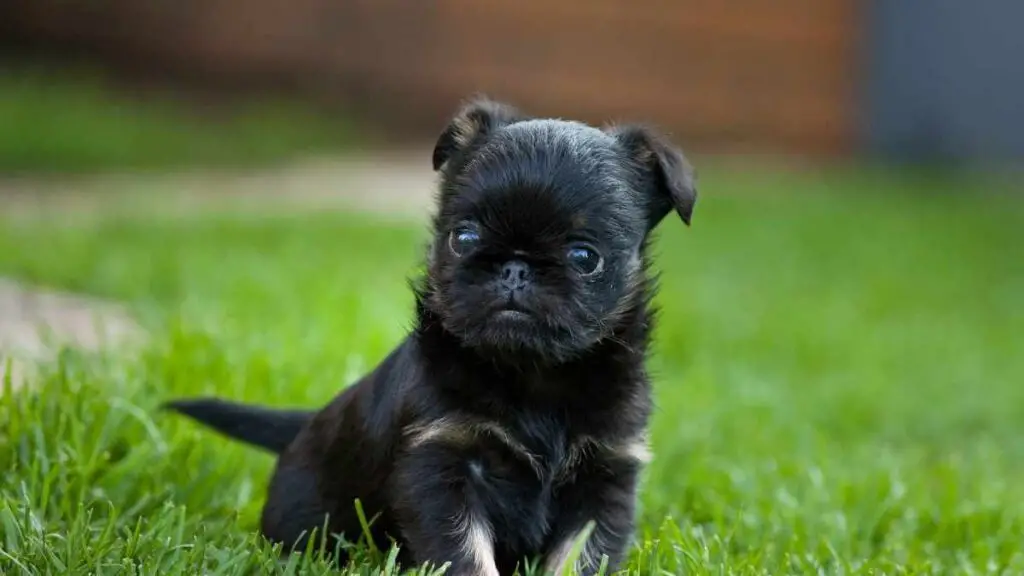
162,397,313,454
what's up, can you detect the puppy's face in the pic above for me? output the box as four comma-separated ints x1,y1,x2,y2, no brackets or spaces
425,99,697,364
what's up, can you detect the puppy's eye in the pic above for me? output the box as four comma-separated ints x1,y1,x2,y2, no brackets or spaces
567,245,603,276
448,226,481,256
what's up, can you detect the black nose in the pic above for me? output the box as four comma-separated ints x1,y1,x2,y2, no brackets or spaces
500,260,531,291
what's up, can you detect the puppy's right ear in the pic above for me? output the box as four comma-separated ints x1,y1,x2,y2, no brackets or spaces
432,98,527,171
607,124,697,229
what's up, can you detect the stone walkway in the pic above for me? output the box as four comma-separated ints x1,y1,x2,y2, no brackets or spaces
0,279,145,389
2,149,437,221
0,150,437,390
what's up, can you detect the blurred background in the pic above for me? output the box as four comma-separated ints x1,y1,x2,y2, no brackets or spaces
1,4,1024,572
2,0,1023,180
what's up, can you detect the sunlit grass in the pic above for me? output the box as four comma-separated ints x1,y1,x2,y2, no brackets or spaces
0,67,358,174
1,168,1023,574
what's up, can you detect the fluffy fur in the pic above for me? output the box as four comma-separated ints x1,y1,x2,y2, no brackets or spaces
164,97,697,575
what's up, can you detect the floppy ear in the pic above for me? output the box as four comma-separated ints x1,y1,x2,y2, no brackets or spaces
432,98,528,171
608,124,697,228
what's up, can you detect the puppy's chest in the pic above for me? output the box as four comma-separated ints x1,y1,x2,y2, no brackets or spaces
461,415,577,538
466,412,614,491
487,415,573,481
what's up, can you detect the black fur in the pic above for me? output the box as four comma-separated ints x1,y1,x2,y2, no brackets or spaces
164,97,697,575
162,398,312,453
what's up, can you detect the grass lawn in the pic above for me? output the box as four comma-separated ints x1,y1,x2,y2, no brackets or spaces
0,168,1023,574
0,67,358,174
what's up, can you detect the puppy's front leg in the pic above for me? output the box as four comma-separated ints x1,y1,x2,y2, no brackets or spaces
392,446,499,576
542,460,642,575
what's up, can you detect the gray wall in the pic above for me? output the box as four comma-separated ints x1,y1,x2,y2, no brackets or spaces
866,0,1024,163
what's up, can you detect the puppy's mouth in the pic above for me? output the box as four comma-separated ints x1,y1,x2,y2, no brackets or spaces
493,309,531,321
492,296,533,322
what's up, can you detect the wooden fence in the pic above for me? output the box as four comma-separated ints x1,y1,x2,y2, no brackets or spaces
2,0,861,156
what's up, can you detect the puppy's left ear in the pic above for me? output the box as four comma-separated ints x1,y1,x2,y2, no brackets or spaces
608,125,697,228
432,97,528,171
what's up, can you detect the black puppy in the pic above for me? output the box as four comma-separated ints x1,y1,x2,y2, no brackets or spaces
165,98,697,575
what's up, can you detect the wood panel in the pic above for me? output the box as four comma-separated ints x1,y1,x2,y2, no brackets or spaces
4,0,860,156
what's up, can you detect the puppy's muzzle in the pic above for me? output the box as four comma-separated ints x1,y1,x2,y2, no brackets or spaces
499,260,531,294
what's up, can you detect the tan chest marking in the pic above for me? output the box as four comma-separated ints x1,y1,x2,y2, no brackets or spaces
405,417,651,481
556,433,652,480
404,417,544,476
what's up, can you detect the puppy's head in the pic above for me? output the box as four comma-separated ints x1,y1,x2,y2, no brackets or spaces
423,98,696,364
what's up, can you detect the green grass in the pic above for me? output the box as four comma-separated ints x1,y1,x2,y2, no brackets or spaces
0,68,358,174
1,168,1023,574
